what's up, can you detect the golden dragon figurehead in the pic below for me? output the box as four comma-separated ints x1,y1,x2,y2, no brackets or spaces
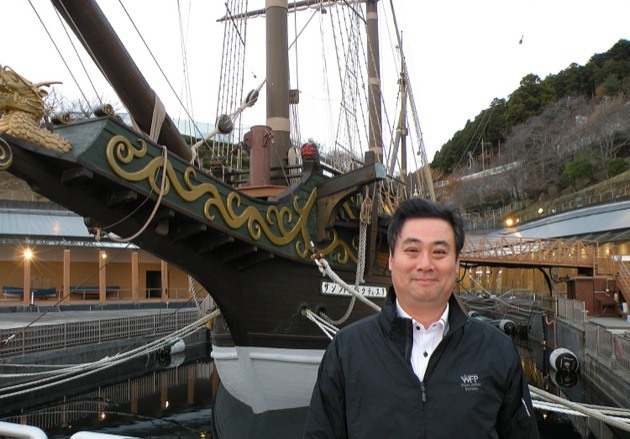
0,64,71,152
0,64,60,120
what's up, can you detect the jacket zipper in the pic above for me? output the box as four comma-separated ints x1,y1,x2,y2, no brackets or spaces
420,381,427,402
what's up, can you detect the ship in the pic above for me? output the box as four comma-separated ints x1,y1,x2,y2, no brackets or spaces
0,0,434,415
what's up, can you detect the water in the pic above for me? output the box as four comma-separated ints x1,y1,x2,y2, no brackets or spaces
1,349,628,438
0,347,215,439
518,344,630,439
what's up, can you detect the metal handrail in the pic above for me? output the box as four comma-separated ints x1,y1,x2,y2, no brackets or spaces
0,308,199,358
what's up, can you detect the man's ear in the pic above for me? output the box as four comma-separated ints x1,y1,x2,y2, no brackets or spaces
388,252,393,271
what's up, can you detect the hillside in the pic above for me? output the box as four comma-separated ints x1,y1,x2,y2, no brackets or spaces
431,39,630,176
430,39,630,216
0,171,44,202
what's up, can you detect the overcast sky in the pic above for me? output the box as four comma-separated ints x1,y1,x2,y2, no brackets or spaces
5,1,629,167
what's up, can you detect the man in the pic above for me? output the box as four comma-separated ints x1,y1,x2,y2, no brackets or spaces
304,198,539,438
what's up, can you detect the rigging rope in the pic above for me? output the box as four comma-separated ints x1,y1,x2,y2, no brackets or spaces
312,257,381,313
188,275,200,309
115,0,206,145
176,0,195,131
28,0,96,111
318,190,373,326
95,145,168,243
356,190,372,286
533,400,630,421
150,96,167,142
206,0,249,172
303,308,338,340
530,386,630,432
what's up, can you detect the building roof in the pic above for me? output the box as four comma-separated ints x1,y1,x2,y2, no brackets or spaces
499,200,630,242
0,202,135,249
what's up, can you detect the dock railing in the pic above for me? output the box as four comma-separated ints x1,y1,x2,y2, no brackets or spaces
585,322,630,377
557,298,588,326
0,308,199,357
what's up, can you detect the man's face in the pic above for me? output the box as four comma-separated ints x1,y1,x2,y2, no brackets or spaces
388,217,459,312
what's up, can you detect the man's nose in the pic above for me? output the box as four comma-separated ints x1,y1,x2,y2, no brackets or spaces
415,252,432,270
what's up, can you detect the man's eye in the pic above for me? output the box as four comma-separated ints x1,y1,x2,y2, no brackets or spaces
434,249,447,256
405,248,419,254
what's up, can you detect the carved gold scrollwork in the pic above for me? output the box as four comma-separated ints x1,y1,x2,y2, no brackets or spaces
105,135,358,264
0,138,13,171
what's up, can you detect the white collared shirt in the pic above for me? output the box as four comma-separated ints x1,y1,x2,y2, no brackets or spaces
396,300,449,382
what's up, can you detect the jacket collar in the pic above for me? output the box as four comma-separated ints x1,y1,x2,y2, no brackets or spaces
380,287,469,343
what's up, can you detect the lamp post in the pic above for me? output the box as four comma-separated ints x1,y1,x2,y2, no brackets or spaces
99,250,107,302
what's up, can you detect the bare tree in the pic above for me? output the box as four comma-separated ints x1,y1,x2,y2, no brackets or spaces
44,88,122,122
558,97,596,157
587,96,630,176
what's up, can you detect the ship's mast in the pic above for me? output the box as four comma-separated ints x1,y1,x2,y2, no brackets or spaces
388,37,408,185
365,0,383,278
266,0,292,174
366,0,383,163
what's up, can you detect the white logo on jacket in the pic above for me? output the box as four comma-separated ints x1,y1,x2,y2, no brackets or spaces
460,374,481,391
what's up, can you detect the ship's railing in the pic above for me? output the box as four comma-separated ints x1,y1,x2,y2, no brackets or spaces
556,298,588,325
0,309,199,357
585,322,630,376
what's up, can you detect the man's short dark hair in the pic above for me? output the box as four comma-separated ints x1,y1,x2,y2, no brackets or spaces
387,198,465,257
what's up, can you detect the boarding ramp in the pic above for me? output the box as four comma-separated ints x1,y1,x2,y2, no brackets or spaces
461,236,630,305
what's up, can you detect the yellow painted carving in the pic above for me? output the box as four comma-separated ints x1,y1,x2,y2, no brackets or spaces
106,135,358,263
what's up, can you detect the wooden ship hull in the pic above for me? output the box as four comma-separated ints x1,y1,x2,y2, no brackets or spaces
0,117,389,412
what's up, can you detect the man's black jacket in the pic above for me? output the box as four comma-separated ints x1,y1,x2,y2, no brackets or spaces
304,289,539,438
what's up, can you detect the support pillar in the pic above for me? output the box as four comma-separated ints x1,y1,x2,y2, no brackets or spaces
161,260,169,301
23,250,31,305
63,248,71,299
